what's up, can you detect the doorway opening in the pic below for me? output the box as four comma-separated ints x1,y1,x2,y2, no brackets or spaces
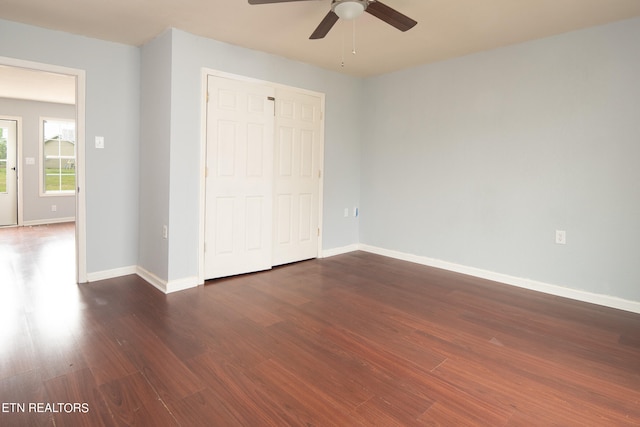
0,57,86,283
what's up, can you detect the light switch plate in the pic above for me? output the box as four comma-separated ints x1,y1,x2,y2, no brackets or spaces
95,136,105,149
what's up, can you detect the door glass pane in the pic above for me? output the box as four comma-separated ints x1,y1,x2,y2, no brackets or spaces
0,127,7,193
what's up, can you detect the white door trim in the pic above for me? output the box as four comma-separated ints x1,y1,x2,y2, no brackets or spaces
198,68,325,284
0,116,21,226
0,56,87,283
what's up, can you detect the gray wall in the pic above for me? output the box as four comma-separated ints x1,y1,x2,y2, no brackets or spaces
0,18,140,274
138,30,172,281
3,15,638,305
139,29,362,283
360,17,640,301
0,98,75,223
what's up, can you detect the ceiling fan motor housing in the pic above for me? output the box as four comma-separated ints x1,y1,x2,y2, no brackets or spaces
332,0,369,20
246,0,416,40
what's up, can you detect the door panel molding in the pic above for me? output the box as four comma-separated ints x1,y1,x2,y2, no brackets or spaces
198,69,325,284
272,88,322,266
204,75,275,280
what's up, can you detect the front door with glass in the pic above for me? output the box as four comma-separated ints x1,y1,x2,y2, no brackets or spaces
0,119,18,226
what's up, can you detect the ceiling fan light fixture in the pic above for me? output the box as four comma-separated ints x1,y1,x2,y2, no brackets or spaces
332,0,367,20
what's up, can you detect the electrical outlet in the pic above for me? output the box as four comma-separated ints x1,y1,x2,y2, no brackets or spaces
555,230,566,245
51,205,57,212
162,225,168,239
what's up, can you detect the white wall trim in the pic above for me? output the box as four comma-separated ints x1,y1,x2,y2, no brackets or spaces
197,68,208,286
87,265,137,282
82,240,640,314
165,276,201,294
22,217,75,226
136,265,168,293
0,115,23,226
136,266,200,294
84,264,200,294
321,244,360,258
74,69,87,283
358,244,640,315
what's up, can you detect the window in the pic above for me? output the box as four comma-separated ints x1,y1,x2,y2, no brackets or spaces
41,118,76,195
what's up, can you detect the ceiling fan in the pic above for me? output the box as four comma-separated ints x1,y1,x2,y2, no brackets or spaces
248,0,418,39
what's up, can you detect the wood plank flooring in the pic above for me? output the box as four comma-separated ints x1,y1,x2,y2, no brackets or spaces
1,223,640,426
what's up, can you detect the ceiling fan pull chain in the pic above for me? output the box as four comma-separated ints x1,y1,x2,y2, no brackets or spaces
352,19,357,55
341,22,346,67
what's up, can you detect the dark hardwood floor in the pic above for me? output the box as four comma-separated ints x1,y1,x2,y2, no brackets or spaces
1,223,640,426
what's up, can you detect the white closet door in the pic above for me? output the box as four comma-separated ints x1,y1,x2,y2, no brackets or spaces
204,76,275,280
272,89,322,266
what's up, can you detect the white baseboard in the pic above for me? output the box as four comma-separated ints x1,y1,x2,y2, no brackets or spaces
321,244,360,258
86,265,200,294
165,276,201,293
22,217,75,226
135,266,200,294
87,265,137,282
135,266,167,293
82,244,640,314
358,244,640,315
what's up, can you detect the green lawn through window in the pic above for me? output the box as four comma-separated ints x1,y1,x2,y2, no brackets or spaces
0,166,6,193
45,168,75,192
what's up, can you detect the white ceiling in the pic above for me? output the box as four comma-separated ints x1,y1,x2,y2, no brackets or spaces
1,0,640,79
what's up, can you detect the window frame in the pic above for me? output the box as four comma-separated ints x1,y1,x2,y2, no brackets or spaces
39,117,76,197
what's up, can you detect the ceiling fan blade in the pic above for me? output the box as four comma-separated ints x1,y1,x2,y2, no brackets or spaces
309,11,339,39
248,0,318,4
365,1,417,32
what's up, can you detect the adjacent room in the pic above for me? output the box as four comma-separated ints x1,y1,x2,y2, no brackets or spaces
1,0,639,425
